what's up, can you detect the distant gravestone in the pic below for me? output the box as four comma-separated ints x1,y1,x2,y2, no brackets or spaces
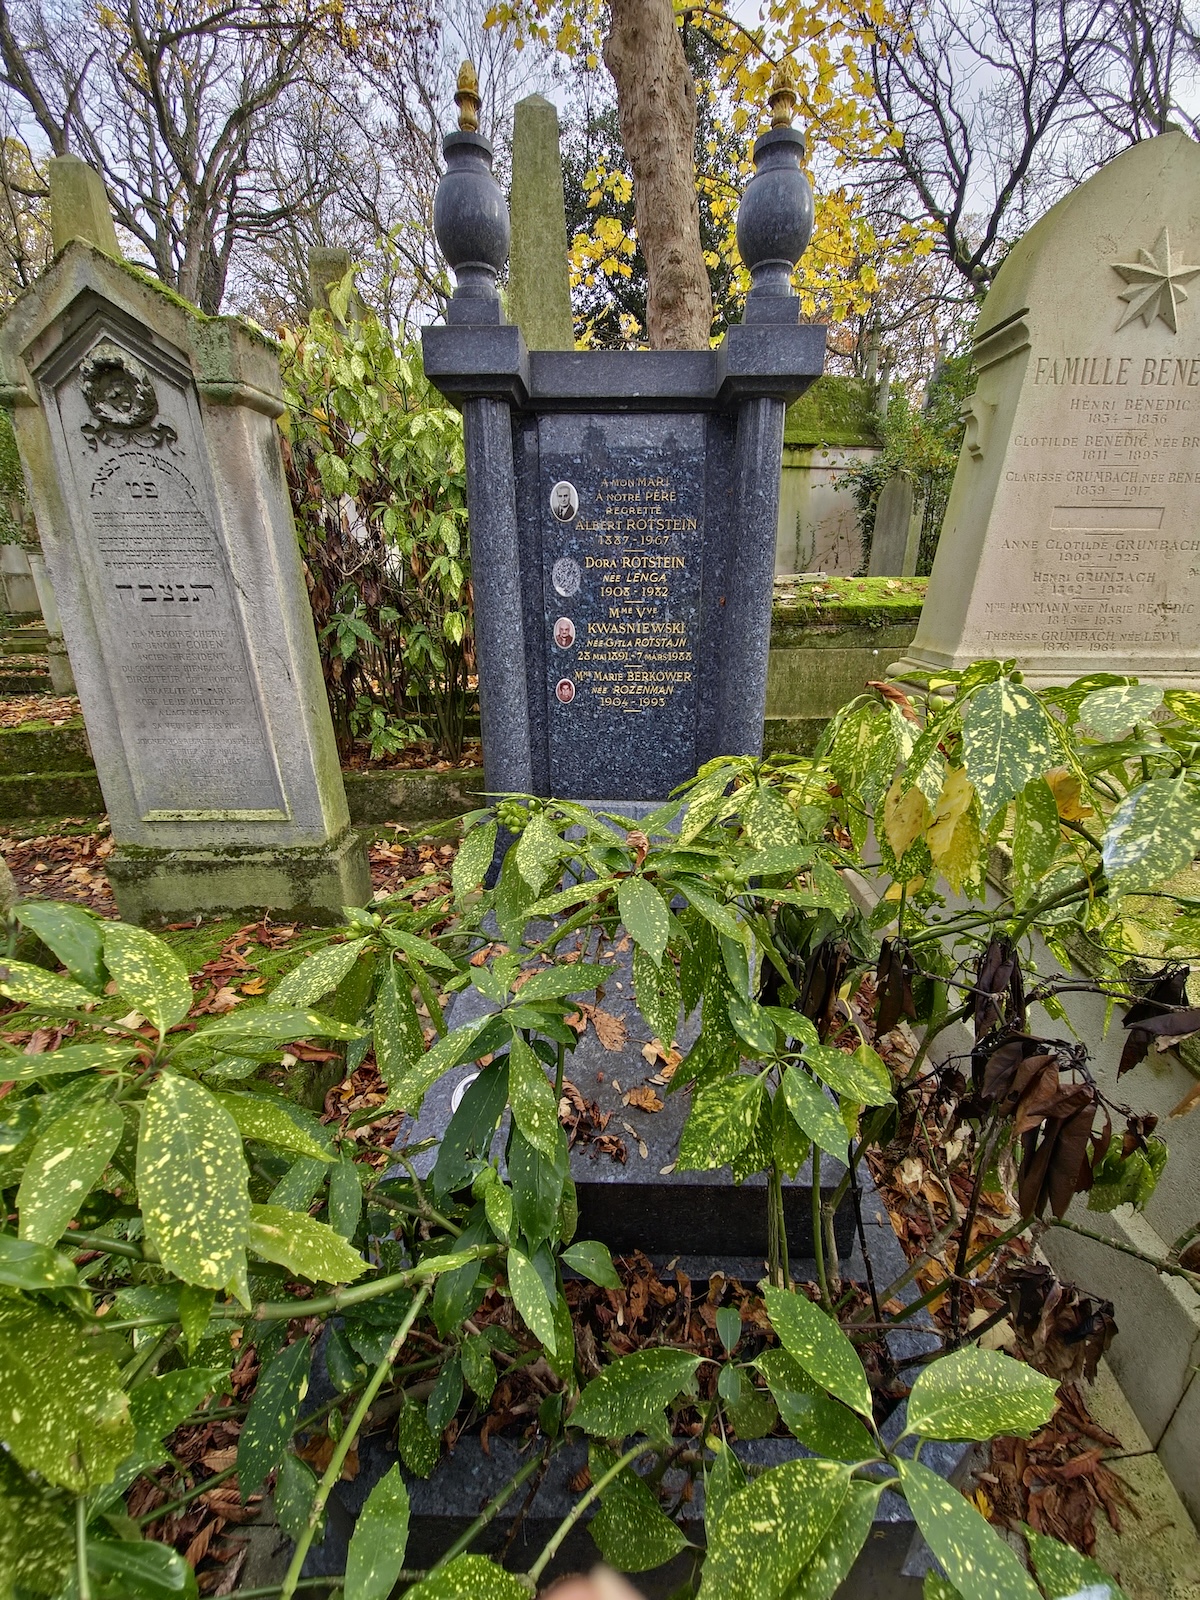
892,133,1200,687
307,246,366,325
0,164,369,922
507,94,574,351
867,473,922,577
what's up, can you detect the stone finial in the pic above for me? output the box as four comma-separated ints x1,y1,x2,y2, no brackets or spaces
434,66,510,324
48,155,121,260
768,62,798,129
455,60,481,133
735,73,814,318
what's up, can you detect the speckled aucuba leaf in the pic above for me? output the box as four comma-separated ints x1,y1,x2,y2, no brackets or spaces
1012,776,1061,906
960,678,1059,827
0,957,98,1013
588,1441,688,1571
1024,1524,1128,1600
781,1064,848,1157
247,1203,367,1284
14,900,106,993
185,1006,366,1053
803,1044,893,1107
762,1285,873,1420
212,1092,333,1163
0,1451,74,1598
0,1232,80,1291
378,1014,491,1118
698,1458,852,1600
272,936,371,1005
744,783,803,851
0,1038,140,1083
507,1032,560,1159
345,1463,411,1600
898,1459,1041,1600
514,809,563,894
137,1072,250,1290
676,1074,764,1172
86,1538,198,1598
571,1348,702,1438
904,1345,1058,1443
0,1296,134,1491
401,1553,529,1599
1079,683,1163,738
633,944,681,1047
451,819,497,899
17,1095,124,1245
237,1336,312,1500
102,922,194,1034
618,875,670,967
506,1243,556,1356
754,1347,874,1460
1102,775,1200,896
788,1478,884,1600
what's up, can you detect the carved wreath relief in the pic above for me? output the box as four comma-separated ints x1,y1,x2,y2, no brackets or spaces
79,341,178,452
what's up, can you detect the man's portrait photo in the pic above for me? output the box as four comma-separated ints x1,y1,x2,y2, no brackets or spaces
555,678,576,704
553,617,576,649
550,480,579,521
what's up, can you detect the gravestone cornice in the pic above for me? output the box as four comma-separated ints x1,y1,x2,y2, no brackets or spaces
421,322,826,414
0,243,283,415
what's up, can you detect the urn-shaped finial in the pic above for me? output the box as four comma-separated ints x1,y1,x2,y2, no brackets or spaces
735,63,814,304
433,60,510,322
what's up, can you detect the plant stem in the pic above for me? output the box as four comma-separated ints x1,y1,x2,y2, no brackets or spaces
136,1461,240,1526
554,1040,565,1103
526,1440,651,1586
766,1160,788,1289
811,1146,831,1311
63,1230,146,1260
76,1495,91,1600
434,1447,549,1569
88,1245,500,1334
278,1284,430,1600
1049,1216,1200,1292
234,1577,427,1599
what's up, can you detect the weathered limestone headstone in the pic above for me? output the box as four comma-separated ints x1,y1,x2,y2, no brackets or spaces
867,472,922,577
424,68,825,803
0,160,369,922
506,94,575,351
307,246,366,325
892,134,1200,686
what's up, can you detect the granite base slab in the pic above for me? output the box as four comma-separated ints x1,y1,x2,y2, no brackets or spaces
393,931,855,1263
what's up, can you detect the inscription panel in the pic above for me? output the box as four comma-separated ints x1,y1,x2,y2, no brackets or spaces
978,350,1200,659
538,413,704,799
49,334,285,817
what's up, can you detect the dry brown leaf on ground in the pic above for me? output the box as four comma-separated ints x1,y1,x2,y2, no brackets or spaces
625,1085,664,1113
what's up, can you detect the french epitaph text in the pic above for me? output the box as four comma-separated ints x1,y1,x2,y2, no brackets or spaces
976,352,1200,657
538,413,704,797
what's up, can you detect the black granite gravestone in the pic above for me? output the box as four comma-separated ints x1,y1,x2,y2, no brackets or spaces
422,72,825,804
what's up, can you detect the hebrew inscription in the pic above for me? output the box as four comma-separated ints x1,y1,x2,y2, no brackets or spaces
52,333,284,817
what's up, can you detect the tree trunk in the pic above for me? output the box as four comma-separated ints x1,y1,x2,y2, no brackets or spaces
603,0,712,350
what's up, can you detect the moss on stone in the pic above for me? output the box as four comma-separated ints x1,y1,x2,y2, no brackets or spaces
784,376,881,448
771,575,927,633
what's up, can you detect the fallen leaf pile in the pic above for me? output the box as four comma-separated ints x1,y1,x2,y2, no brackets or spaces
341,738,482,772
860,976,1133,1556
369,837,456,900
0,692,81,728
558,1077,627,1164
129,1338,270,1595
0,822,116,913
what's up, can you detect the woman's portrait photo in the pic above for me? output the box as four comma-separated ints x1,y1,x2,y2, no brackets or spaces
555,678,576,704
550,480,579,521
553,616,576,649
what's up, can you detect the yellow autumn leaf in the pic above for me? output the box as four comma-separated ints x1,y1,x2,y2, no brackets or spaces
1045,767,1094,820
883,776,931,860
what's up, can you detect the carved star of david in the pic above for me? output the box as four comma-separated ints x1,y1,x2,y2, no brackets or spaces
1111,227,1200,333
